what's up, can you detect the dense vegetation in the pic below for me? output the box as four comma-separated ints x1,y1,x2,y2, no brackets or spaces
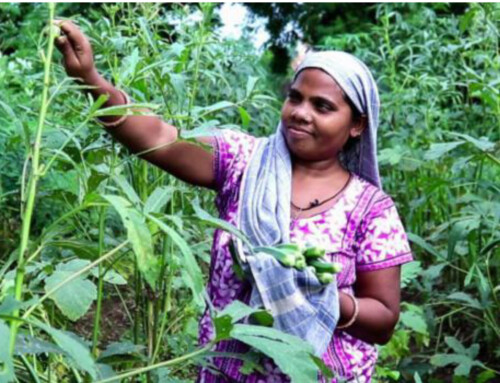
0,3,498,382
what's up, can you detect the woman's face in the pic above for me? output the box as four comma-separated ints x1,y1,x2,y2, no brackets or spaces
281,68,364,163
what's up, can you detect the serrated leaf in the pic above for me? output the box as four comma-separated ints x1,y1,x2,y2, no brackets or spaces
44,260,97,321
104,195,158,288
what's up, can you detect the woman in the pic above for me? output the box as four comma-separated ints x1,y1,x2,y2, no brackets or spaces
55,21,412,383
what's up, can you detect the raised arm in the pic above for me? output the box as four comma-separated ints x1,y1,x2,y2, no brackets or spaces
54,20,216,190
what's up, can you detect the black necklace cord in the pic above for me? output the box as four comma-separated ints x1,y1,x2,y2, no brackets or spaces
291,173,352,212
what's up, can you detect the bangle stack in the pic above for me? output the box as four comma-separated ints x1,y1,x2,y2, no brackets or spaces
97,89,130,128
337,293,359,330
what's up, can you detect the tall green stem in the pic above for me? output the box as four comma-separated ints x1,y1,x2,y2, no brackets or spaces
10,3,57,354
92,207,107,356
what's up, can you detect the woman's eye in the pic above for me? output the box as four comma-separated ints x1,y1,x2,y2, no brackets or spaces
287,92,301,102
315,102,333,112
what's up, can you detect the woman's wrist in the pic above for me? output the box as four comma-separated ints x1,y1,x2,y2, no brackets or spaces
338,291,359,329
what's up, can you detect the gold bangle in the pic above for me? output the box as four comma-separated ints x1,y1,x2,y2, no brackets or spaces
97,89,130,128
337,293,359,330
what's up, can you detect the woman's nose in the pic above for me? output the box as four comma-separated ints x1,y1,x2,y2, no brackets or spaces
290,103,312,124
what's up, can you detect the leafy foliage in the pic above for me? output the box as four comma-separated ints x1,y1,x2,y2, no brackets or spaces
0,2,498,382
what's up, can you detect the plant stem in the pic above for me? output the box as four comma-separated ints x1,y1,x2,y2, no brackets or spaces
9,3,57,355
94,342,214,383
92,207,107,357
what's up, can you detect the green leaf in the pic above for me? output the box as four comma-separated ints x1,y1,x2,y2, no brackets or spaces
179,120,219,139
218,300,262,324
0,296,22,315
98,341,145,360
401,261,422,288
476,370,497,383
407,233,443,260
0,320,15,383
423,141,464,161
213,314,233,342
143,186,174,214
191,198,252,250
447,292,482,310
90,269,127,285
147,214,203,305
448,132,496,152
113,175,141,207
238,106,251,129
119,47,140,84
246,76,259,97
96,364,116,380
399,311,428,335
46,240,99,260
379,147,404,165
103,195,158,288
196,101,235,118
36,321,97,379
15,335,62,355
430,353,482,376
445,336,468,355
44,260,97,321
231,324,318,383
44,169,80,196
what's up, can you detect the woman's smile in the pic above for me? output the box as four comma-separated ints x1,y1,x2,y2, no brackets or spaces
287,124,314,139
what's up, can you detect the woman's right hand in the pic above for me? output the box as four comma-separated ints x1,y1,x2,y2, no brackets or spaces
54,20,98,83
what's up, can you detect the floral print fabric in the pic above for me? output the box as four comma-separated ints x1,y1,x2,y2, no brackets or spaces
197,129,413,383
